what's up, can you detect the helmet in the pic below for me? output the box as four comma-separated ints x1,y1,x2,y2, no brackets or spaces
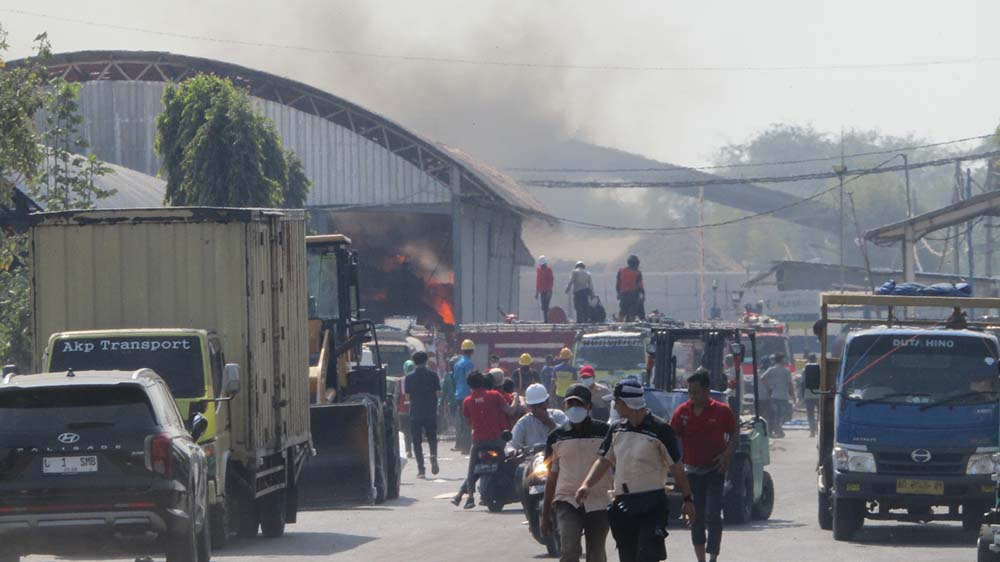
575,261,585,269
538,255,547,266
559,347,573,361
627,254,639,267
460,339,475,351
403,360,416,375
525,383,550,406
519,353,533,366
579,365,595,378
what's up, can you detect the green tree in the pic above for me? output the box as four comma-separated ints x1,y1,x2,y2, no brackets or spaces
0,27,114,366
156,74,310,207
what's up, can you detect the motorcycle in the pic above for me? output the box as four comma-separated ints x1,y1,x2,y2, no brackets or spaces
520,445,560,558
476,431,522,512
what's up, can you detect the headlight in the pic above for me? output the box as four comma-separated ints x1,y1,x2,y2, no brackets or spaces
530,454,549,479
834,446,876,473
967,453,996,475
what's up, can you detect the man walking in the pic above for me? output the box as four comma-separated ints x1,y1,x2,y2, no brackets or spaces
553,347,577,401
670,369,737,562
761,352,794,438
405,351,441,479
542,384,612,562
453,339,476,453
514,353,541,394
566,261,594,324
578,365,611,422
616,255,645,322
799,353,819,437
577,380,695,562
537,255,555,322
452,371,520,509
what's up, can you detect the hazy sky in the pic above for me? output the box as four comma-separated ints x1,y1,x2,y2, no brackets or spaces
3,0,998,167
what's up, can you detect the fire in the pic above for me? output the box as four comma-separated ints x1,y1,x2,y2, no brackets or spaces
436,299,456,325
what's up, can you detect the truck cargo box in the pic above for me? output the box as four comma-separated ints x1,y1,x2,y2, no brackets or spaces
30,207,310,463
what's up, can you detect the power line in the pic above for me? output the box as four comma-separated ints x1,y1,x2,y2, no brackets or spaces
523,149,1000,189
8,8,1000,74
534,152,968,234
507,134,995,173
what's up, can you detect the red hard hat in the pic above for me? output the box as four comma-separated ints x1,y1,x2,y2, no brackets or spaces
579,365,595,378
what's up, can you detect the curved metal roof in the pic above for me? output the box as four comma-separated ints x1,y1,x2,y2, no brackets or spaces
19,50,546,217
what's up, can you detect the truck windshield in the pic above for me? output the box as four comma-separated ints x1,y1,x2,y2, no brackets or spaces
380,346,412,376
575,338,646,371
49,336,206,399
307,250,340,321
840,333,1000,404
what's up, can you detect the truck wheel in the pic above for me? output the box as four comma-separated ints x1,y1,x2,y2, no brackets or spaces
965,504,988,532
832,497,864,541
752,471,775,520
724,457,752,525
817,491,832,530
167,514,199,562
210,489,233,549
260,491,287,538
979,526,1000,562
236,488,259,539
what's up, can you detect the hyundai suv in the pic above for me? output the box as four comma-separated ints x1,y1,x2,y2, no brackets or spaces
0,369,210,562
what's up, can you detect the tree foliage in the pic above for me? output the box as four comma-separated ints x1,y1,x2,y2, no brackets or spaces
0,27,114,366
156,74,310,208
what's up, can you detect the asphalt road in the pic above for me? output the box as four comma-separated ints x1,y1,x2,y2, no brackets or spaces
28,425,981,562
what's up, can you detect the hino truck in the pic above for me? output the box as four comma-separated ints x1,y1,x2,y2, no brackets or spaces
807,293,1000,542
30,208,312,546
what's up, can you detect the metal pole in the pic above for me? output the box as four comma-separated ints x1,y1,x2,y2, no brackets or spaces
967,169,975,312
833,165,847,292
902,154,912,218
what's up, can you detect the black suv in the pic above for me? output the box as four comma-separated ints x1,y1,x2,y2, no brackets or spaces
0,369,210,562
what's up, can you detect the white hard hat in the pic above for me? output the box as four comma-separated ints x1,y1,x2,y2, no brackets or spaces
538,255,547,265
525,383,550,406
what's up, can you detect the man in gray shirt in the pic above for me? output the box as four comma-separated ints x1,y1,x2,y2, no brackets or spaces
565,261,594,324
508,383,568,453
760,353,795,438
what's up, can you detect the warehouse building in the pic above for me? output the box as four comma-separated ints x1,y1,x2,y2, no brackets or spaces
24,50,546,324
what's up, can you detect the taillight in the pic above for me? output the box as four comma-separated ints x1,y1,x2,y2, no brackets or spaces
144,433,173,478
479,449,500,461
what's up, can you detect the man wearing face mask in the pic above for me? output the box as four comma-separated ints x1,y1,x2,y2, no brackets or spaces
508,384,568,453
542,384,612,562
578,365,611,422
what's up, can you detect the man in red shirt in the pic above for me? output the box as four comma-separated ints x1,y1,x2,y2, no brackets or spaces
616,255,645,322
670,368,737,562
536,255,555,322
451,371,520,509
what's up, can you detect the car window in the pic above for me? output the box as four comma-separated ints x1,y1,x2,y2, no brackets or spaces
151,381,185,429
0,385,157,438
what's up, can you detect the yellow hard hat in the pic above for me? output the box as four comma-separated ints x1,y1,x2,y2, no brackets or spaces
461,339,476,351
519,353,533,366
559,347,572,360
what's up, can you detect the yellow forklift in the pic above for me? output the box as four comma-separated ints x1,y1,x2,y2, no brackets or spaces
299,235,401,506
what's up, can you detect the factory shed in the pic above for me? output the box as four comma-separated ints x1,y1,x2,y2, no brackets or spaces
18,50,546,324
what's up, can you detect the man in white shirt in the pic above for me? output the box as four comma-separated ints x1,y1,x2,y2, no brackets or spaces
508,384,567,453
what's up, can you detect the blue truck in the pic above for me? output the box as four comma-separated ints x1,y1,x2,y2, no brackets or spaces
807,293,1000,542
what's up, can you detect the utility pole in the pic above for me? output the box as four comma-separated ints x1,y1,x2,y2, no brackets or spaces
833,164,847,292
902,153,912,218
698,184,706,321
967,169,975,309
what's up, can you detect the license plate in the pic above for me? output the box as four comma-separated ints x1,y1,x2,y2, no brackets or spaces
896,478,944,496
474,463,498,475
529,485,545,495
43,456,98,474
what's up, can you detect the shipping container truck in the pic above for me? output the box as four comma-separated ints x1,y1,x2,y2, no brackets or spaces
30,207,311,546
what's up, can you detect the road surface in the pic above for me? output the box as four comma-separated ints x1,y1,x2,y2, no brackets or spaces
27,426,980,562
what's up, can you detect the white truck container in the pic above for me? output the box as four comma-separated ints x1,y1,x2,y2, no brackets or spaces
30,207,311,543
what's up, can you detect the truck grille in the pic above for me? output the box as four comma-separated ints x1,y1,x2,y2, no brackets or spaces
874,451,966,476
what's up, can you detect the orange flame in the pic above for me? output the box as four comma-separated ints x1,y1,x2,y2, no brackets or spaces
436,300,456,325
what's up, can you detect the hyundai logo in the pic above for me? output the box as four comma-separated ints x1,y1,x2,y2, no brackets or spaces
911,449,932,463
57,433,81,444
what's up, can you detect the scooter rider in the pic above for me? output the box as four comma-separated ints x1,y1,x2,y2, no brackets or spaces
508,384,568,454
577,380,695,562
542,383,612,562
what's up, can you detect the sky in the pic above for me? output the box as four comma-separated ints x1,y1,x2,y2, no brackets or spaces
3,0,999,170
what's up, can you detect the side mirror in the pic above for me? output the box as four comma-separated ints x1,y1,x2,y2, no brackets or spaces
646,343,656,355
188,413,209,441
1,365,16,377
729,343,745,357
501,429,513,442
223,363,241,397
804,363,821,392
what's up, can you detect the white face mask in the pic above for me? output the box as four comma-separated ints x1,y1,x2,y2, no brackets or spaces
581,378,594,387
565,406,589,424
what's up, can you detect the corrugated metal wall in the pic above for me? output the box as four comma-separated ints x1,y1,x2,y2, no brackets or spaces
459,204,519,323
72,81,451,208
